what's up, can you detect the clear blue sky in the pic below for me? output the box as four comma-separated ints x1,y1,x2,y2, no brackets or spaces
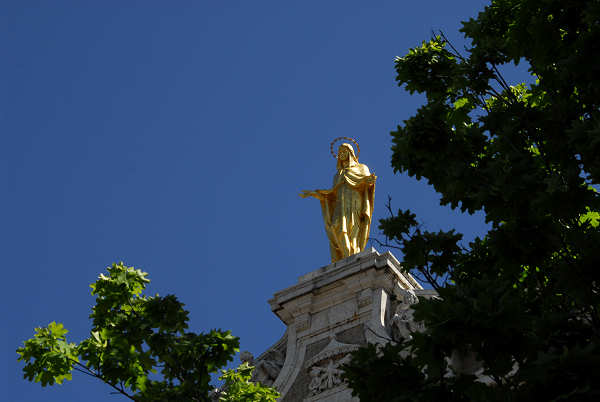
2,1,521,401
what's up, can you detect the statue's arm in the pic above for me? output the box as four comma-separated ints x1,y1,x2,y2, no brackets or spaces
300,189,333,200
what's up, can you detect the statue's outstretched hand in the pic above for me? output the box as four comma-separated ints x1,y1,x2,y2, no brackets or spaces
300,190,316,199
300,190,329,200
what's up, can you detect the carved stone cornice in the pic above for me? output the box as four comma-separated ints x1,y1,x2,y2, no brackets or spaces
305,338,359,368
268,248,422,326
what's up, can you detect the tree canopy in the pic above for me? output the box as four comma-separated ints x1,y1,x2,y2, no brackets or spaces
17,263,279,402
343,0,600,401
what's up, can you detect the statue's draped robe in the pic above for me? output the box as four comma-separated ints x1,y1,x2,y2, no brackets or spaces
319,154,375,262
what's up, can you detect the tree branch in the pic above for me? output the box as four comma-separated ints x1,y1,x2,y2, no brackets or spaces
70,359,137,401
371,236,402,251
436,30,467,62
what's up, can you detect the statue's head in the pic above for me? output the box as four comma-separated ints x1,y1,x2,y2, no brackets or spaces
330,137,360,170
336,143,358,169
240,351,254,364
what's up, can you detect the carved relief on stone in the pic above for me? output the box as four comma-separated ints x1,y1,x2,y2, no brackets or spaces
242,343,286,387
304,338,359,397
389,289,424,342
307,355,352,396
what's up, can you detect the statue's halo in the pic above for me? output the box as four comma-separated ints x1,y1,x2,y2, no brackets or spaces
330,137,360,159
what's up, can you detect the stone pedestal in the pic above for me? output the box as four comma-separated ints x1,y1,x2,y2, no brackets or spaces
253,248,431,401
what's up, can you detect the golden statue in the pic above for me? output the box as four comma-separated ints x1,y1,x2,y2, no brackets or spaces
301,138,377,263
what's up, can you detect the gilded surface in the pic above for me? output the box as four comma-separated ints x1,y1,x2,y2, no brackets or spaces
301,143,376,262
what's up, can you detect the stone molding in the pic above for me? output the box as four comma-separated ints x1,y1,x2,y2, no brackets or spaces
268,248,422,328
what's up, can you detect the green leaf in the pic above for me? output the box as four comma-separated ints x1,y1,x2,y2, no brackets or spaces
580,209,600,228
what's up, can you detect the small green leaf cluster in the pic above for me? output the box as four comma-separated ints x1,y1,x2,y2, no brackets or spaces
378,208,462,289
17,262,278,401
345,1,600,401
18,322,78,386
217,362,280,402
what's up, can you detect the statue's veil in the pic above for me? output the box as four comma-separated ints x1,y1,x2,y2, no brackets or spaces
336,143,359,171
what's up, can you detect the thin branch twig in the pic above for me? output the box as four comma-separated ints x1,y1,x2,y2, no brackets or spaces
69,359,137,401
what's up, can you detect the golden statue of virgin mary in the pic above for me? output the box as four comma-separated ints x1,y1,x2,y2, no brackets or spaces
301,139,377,263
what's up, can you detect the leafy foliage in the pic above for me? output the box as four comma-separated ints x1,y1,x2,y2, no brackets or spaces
17,262,278,402
217,362,280,402
344,0,600,401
